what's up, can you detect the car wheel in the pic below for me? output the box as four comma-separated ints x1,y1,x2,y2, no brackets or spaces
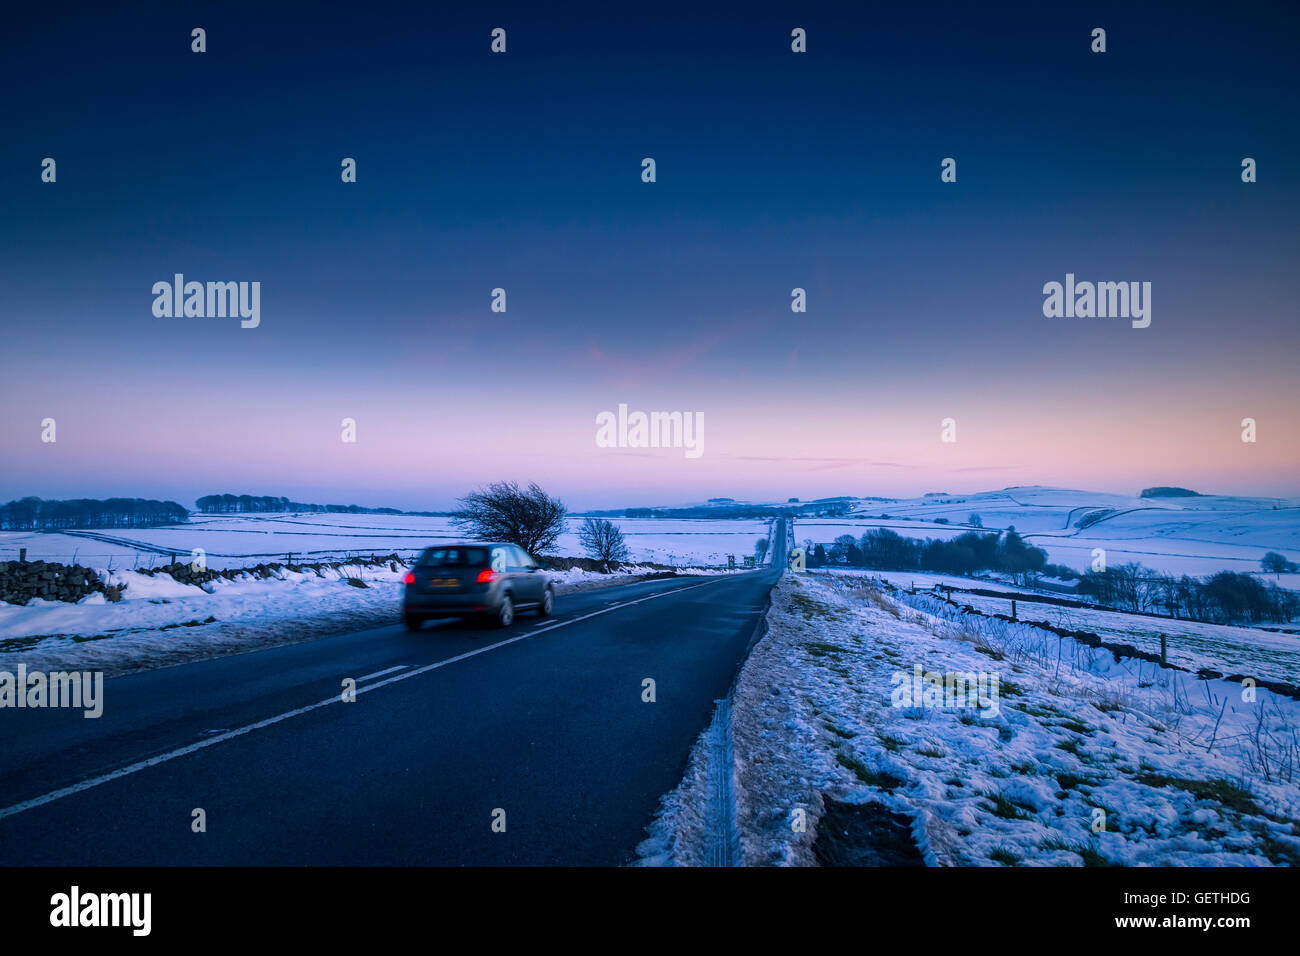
404,613,424,631
537,587,554,617
495,594,514,628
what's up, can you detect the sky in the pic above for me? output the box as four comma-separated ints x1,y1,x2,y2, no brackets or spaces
2,1,1298,510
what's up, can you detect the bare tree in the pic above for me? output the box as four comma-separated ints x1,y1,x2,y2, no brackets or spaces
755,537,770,564
579,518,630,572
1262,551,1292,578
452,481,567,557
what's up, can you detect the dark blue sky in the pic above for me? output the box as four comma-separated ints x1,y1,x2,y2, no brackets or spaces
2,1,1297,509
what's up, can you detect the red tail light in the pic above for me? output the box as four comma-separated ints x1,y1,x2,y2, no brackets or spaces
403,571,415,585
476,568,495,584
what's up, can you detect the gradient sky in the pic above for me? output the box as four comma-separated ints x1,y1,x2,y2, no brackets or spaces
2,1,1298,510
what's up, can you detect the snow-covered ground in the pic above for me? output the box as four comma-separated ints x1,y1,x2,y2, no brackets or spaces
3,485,1295,583
0,513,773,571
829,568,1300,688
3,485,1296,698
939,587,1300,689
800,485,1300,583
645,572,1300,866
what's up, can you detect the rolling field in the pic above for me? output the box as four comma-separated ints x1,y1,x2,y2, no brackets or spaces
0,513,774,571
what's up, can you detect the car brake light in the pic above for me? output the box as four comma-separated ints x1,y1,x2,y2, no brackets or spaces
403,572,415,585
476,568,495,584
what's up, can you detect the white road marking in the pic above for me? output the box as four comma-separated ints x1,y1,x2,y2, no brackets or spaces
356,665,408,682
0,576,738,822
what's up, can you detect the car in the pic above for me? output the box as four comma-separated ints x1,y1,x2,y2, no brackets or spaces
402,542,554,630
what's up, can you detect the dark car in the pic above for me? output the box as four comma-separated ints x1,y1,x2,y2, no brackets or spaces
402,542,554,630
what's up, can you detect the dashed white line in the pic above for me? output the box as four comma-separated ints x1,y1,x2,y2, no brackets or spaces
356,665,408,682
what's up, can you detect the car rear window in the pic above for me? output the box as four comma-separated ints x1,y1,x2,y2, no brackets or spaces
416,547,489,568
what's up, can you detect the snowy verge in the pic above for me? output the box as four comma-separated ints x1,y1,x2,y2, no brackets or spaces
637,693,751,867
648,572,1300,866
0,561,706,678
636,592,768,867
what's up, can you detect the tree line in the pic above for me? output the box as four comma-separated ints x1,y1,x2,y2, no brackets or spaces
1077,565,1298,625
806,527,1070,581
0,496,188,530
195,494,418,515
804,526,1297,626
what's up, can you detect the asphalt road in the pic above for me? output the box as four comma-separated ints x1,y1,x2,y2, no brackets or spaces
0,569,779,865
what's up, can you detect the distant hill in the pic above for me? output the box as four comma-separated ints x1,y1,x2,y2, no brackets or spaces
1140,487,1202,498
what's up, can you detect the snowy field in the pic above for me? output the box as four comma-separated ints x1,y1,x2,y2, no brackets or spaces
800,485,1300,583
3,486,1296,688
2,485,1295,584
823,568,1300,688
934,587,1300,689
5,486,1294,582
0,513,773,572
647,572,1300,866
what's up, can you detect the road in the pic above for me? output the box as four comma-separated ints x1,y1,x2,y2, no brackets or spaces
0,569,780,865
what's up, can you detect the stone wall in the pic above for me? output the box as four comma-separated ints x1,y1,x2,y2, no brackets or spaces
0,553,409,606
0,560,124,604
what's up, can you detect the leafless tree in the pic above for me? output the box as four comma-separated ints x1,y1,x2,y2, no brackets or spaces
579,518,630,572
452,481,567,557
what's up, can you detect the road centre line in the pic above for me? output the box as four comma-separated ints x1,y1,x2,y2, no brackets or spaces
356,665,408,682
